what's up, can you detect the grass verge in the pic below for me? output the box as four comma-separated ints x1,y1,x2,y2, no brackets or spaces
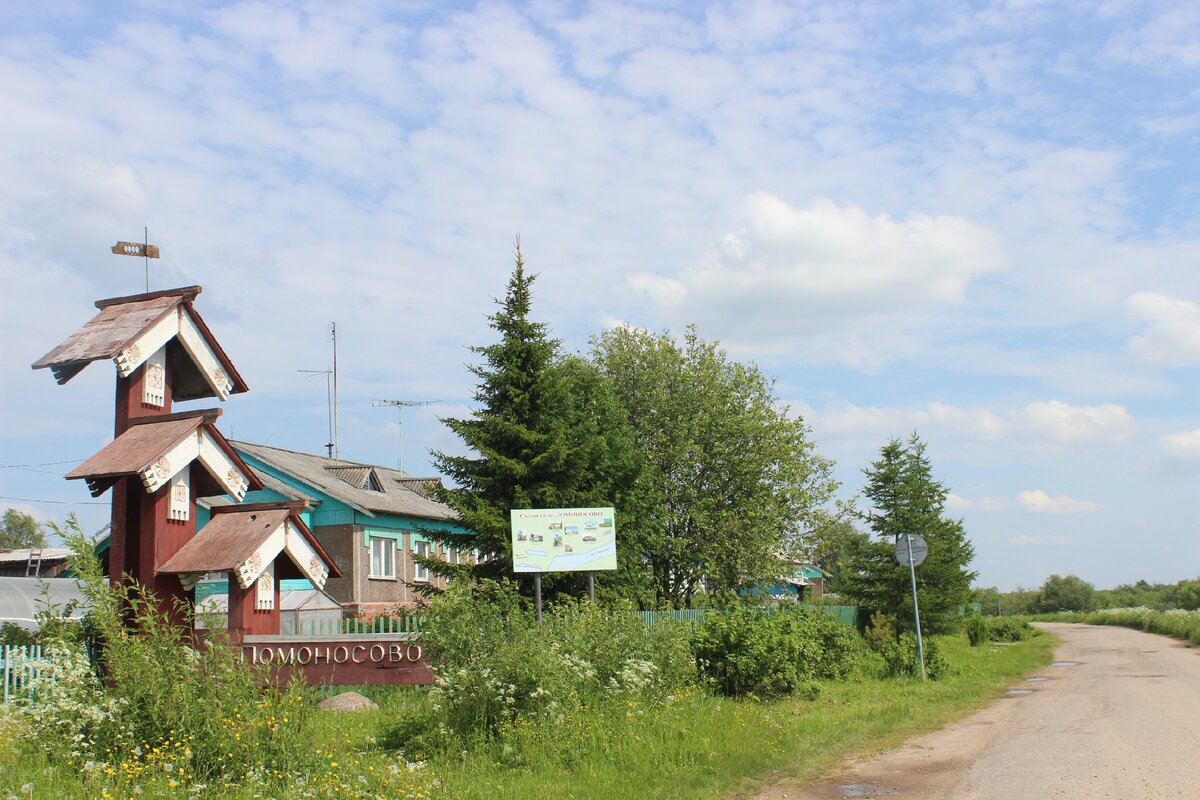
1034,607,1200,644
0,632,1055,800
422,631,1056,800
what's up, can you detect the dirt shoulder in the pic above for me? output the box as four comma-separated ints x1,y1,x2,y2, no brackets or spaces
749,623,1200,800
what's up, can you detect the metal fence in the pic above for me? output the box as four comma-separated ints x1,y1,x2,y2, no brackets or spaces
1,644,44,702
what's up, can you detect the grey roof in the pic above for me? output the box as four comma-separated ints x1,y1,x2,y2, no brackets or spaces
0,548,74,565
199,466,316,509
0,578,88,630
230,441,459,524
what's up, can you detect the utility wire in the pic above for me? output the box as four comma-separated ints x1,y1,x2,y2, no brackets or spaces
0,495,111,506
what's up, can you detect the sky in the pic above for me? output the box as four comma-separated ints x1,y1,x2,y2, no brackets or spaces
1,0,1198,592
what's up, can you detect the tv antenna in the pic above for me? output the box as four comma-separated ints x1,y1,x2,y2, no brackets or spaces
297,368,334,458
372,399,439,472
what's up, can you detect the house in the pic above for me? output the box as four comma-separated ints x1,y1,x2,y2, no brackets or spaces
200,441,471,615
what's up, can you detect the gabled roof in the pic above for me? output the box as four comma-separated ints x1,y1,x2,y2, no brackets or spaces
159,501,339,589
66,409,261,500
231,440,458,523
31,285,248,400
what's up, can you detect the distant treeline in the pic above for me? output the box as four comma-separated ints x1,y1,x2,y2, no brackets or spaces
973,575,1200,615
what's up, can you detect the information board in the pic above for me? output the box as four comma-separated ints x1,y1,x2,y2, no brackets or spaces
510,507,617,573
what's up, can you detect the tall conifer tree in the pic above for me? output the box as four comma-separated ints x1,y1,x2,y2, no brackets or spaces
422,240,642,596
842,433,977,633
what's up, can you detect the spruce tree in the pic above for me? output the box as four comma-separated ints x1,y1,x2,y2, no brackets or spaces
842,433,977,633
421,240,642,598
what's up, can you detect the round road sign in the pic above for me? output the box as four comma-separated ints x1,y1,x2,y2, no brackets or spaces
895,534,928,567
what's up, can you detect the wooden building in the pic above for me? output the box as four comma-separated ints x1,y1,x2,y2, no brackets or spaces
201,441,471,616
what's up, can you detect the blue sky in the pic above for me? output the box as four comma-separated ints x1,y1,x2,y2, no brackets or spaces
2,1,1198,591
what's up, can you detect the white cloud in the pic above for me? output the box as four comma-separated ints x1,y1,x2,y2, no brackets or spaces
1126,292,1200,368
945,492,972,510
1010,533,1073,546
813,399,1132,447
1023,400,1133,445
1016,489,1102,514
627,193,1006,355
1160,428,1200,458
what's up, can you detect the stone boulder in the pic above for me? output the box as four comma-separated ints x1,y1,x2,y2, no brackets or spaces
316,691,380,712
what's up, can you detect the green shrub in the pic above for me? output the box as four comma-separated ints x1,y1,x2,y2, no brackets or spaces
988,617,1035,642
414,580,698,741
964,614,988,646
47,518,313,786
863,611,895,652
880,633,948,680
691,606,864,697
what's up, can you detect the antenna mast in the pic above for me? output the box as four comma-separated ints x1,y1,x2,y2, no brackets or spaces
297,368,334,458
372,399,439,472
331,322,340,461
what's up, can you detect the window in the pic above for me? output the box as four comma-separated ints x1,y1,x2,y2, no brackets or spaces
414,540,430,582
446,545,460,565
370,537,395,579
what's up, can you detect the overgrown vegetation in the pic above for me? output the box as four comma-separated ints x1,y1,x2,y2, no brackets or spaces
1037,607,1200,645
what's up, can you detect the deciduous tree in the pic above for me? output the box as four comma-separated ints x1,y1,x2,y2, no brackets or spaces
0,509,46,549
591,325,836,607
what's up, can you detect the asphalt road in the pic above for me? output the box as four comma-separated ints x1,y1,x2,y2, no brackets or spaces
753,623,1200,800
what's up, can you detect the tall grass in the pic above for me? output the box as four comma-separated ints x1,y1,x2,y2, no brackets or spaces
1037,607,1200,644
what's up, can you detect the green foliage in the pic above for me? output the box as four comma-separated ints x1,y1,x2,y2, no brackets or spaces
1038,607,1200,645
412,580,696,743
1095,577,1200,611
0,508,46,549
592,325,836,607
964,613,988,647
802,503,869,594
987,617,1035,642
880,633,948,680
1031,574,1095,613
862,610,895,652
427,242,644,601
841,434,977,634
690,606,864,697
40,517,313,786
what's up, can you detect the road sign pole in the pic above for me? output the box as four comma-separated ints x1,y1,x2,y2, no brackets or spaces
905,534,926,681
534,572,543,624
587,571,595,603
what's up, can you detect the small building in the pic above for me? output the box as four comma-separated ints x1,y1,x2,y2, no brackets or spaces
201,441,471,616
0,577,87,630
0,548,74,579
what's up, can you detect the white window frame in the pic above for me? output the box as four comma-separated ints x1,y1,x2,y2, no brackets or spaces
414,540,430,582
369,536,396,580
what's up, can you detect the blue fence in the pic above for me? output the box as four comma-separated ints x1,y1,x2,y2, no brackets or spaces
1,644,44,702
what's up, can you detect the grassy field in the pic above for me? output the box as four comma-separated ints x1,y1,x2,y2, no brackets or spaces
0,631,1056,799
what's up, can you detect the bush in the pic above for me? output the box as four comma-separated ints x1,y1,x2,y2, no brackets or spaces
691,606,864,697
44,518,314,785
880,633,948,680
863,611,895,652
964,614,988,646
413,580,697,742
988,617,1035,642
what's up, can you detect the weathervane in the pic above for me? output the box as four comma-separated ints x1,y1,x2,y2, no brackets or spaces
111,227,159,292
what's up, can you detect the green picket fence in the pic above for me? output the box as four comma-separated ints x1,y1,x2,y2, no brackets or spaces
340,604,859,635
1,644,44,702
342,615,424,635
638,604,859,628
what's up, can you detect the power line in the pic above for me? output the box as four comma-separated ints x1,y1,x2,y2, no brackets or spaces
0,459,86,468
0,495,111,506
